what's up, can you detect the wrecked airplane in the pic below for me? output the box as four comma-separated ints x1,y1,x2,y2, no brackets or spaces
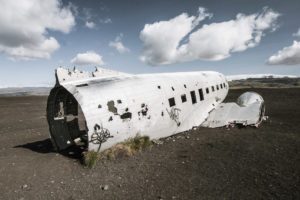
47,67,265,152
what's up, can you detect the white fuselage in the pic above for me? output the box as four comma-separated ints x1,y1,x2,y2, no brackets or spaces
60,71,229,152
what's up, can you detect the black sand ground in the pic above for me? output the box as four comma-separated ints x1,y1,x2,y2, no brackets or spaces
0,88,299,200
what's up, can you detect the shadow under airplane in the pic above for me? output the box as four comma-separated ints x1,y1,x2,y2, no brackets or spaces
14,139,85,160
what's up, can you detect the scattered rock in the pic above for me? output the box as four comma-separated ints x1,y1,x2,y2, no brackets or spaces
101,184,109,191
152,139,163,145
21,184,30,190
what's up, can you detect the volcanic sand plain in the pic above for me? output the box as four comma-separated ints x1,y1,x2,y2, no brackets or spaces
0,88,299,200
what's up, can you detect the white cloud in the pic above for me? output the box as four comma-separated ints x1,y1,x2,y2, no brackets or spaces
266,41,300,65
0,0,75,60
100,18,112,24
293,28,300,37
140,7,280,66
70,51,105,66
109,34,130,54
85,21,95,29
82,8,92,20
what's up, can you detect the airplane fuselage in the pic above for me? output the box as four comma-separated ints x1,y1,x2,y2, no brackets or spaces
47,68,228,152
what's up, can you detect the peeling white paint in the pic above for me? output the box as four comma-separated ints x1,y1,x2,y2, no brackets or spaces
92,67,130,77
56,67,89,84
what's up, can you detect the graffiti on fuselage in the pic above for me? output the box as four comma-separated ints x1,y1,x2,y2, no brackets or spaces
166,107,181,126
90,124,113,152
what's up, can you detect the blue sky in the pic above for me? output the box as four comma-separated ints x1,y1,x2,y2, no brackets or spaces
0,0,300,87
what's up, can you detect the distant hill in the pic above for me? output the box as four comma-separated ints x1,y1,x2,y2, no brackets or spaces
0,74,299,96
226,74,298,81
229,77,300,88
0,87,51,96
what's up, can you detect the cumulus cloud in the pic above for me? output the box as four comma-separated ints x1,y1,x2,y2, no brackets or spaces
85,21,96,29
82,8,92,20
70,51,105,66
266,41,300,65
293,28,300,37
100,18,112,24
0,0,75,60
109,34,130,54
140,7,280,66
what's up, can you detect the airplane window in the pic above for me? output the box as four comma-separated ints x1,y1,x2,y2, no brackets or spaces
223,83,226,88
168,97,176,107
220,84,223,89
181,94,187,103
199,89,204,101
184,84,187,88
206,87,209,94
190,91,197,104
216,85,219,90
212,86,215,92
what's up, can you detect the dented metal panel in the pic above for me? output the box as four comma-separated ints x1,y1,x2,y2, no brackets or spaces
201,92,265,128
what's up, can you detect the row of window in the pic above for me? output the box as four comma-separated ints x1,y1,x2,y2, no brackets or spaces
168,82,227,107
